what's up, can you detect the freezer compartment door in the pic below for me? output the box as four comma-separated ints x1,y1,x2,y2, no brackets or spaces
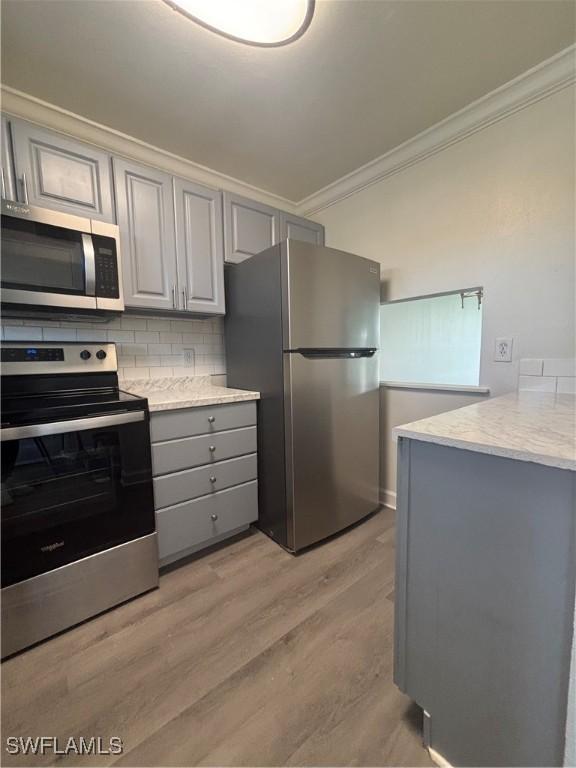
285,351,380,551
283,240,380,350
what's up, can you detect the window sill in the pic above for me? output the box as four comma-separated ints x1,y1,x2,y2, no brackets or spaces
380,381,490,394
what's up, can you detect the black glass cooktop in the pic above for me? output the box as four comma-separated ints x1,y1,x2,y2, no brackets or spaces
1,388,146,428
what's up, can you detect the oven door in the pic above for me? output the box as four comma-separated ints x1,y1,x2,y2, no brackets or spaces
0,410,156,587
0,202,97,310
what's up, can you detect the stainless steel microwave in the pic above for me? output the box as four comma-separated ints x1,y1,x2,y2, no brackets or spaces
1,201,124,314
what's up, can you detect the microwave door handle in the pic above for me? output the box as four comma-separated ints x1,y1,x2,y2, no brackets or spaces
21,171,29,204
82,233,96,296
0,411,145,442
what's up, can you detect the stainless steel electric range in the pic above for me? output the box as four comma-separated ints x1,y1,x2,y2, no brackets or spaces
1,341,158,658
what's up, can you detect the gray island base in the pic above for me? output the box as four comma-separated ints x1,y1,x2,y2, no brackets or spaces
393,392,576,767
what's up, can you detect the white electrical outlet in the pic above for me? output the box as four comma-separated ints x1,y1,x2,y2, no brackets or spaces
183,348,195,366
494,337,513,362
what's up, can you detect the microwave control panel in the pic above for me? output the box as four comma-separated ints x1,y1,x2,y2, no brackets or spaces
93,235,120,299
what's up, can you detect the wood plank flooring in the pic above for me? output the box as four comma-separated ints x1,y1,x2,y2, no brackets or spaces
2,509,432,767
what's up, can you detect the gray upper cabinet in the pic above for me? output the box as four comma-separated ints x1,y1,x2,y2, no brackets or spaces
280,212,325,246
223,192,280,264
174,178,224,315
9,118,115,222
1,117,16,202
113,157,178,311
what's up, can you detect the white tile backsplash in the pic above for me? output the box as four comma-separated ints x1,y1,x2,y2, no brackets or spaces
145,319,172,331
542,358,576,377
76,329,108,342
28,327,73,341
518,358,576,395
4,325,43,340
106,330,135,343
518,358,544,376
557,377,576,394
518,375,557,392
159,332,182,344
1,314,226,379
135,331,161,344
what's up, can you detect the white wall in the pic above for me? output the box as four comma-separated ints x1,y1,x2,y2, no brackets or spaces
314,86,576,495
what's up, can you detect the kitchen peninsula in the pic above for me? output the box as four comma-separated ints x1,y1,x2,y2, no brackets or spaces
393,392,576,767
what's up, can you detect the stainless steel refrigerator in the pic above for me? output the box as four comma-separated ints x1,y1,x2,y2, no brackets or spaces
225,240,380,552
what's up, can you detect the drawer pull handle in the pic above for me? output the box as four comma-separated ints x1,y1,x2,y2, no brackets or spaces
208,416,215,423
211,513,218,521
209,476,217,483
209,445,216,452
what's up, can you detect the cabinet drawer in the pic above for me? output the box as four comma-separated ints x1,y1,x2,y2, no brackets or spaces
152,426,256,476
156,481,258,561
150,401,256,443
154,454,257,509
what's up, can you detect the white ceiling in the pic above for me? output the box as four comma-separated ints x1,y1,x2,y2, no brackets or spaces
1,0,574,202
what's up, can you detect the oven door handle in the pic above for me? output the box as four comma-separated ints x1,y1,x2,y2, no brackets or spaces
82,233,96,296
0,411,145,441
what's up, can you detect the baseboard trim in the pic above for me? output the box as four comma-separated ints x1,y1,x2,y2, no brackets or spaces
428,747,453,768
380,488,397,510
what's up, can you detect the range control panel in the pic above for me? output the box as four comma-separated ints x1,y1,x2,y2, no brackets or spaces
0,342,117,375
1,347,65,363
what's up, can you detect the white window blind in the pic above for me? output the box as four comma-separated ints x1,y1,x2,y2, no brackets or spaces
380,289,483,387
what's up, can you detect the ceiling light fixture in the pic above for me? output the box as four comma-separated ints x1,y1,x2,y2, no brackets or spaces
163,0,315,47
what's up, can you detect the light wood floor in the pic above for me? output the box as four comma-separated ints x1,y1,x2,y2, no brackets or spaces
2,508,432,767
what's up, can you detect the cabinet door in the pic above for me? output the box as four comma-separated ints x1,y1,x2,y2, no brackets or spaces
174,178,224,314
223,192,280,264
1,117,16,201
280,212,325,246
10,118,114,221
113,157,178,311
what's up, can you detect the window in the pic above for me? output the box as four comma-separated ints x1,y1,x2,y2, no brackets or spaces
379,288,483,387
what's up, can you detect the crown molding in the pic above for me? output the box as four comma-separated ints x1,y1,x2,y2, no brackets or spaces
2,45,575,218
297,45,576,217
0,85,298,213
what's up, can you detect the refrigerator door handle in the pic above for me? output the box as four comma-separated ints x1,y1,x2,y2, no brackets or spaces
290,348,377,359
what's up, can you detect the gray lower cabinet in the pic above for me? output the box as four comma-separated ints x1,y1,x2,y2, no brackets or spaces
156,482,258,563
152,425,257,475
9,118,115,221
113,157,178,311
395,438,576,767
154,454,257,509
1,117,16,202
150,401,258,565
150,401,256,442
174,177,225,314
280,212,324,245
223,192,280,264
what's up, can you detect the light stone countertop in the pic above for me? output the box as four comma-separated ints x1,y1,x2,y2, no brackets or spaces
120,376,260,412
393,391,576,471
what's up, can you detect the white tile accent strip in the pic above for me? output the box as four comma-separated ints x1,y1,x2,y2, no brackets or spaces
518,358,576,395
518,358,544,377
1,314,226,379
543,358,576,377
557,377,576,395
518,375,557,393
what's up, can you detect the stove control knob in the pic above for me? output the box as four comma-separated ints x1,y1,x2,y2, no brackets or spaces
80,350,91,360
96,350,107,360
